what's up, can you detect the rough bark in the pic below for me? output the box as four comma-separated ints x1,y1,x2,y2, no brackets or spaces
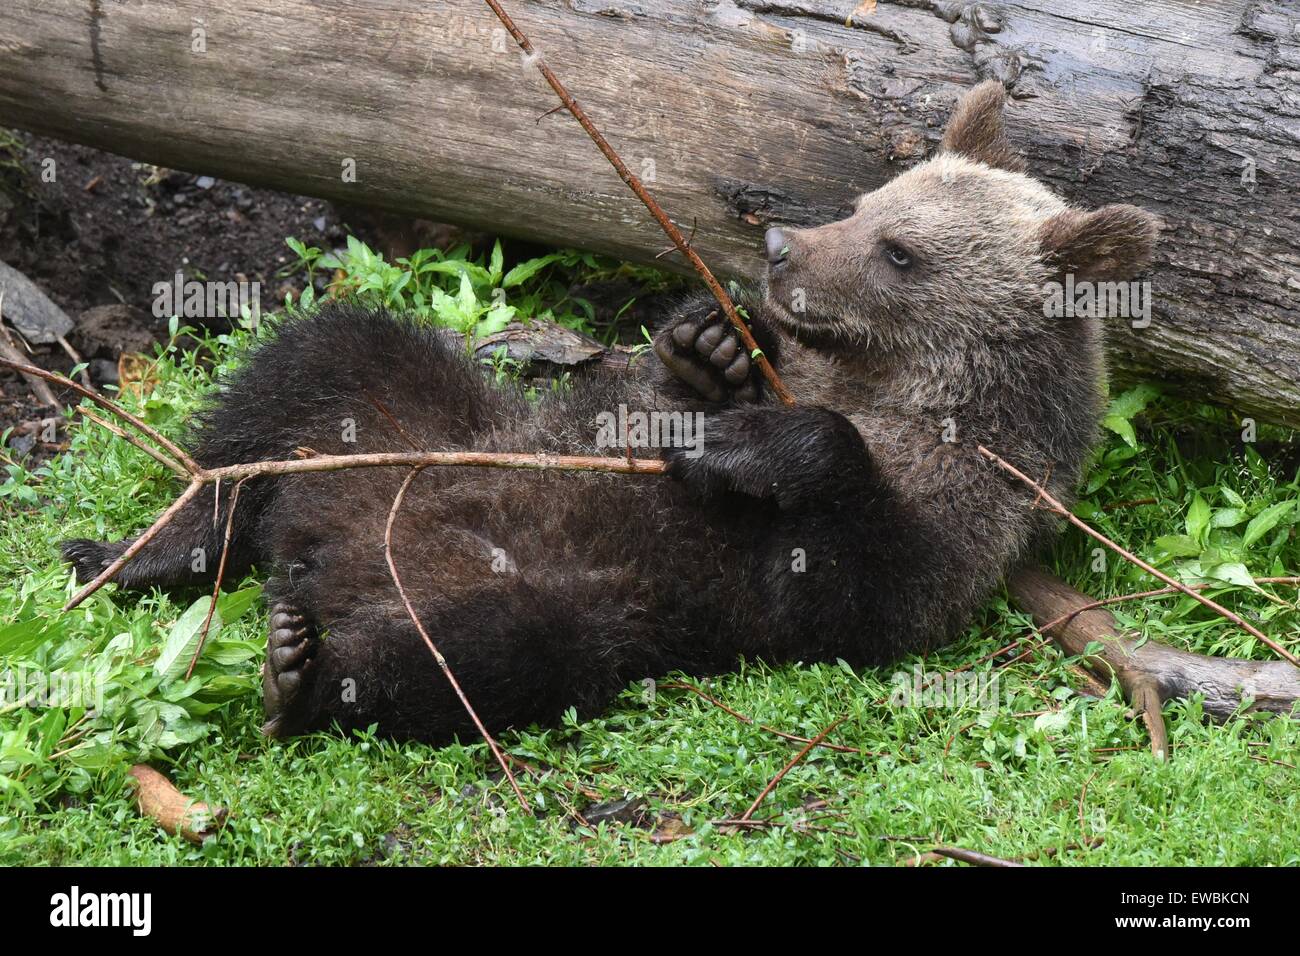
0,0,1296,424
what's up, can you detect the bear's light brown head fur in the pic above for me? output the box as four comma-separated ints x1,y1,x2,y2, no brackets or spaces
763,81,1159,354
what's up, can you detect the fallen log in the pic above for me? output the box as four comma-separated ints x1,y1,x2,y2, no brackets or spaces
0,1,1297,425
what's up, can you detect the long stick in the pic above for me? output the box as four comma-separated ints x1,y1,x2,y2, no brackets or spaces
739,716,844,822
979,445,1300,668
479,0,796,407
0,355,200,473
383,467,531,814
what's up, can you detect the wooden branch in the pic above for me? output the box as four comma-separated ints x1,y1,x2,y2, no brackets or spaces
929,846,1024,868
65,480,204,611
660,680,871,755
1009,567,1300,759
0,355,200,473
202,449,668,482
0,293,61,411
739,716,844,822
185,478,247,680
383,466,531,815
479,0,795,407
980,445,1299,668
76,405,190,477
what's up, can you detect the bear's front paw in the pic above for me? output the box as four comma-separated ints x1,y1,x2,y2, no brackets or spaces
654,310,760,404
666,406,873,510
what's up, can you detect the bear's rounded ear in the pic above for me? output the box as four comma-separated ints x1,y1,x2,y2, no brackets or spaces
941,81,1025,172
1038,205,1160,281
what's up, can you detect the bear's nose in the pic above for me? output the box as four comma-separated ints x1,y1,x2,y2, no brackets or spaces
765,227,788,265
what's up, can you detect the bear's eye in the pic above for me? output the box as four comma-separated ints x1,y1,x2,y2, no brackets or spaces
884,244,913,269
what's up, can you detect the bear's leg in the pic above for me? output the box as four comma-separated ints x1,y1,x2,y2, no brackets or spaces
61,480,265,590
259,570,661,744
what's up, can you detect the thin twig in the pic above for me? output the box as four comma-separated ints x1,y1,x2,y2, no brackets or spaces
928,845,1025,867
203,450,668,482
185,478,247,680
0,355,199,473
739,716,845,822
479,0,796,407
978,445,1299,668
1038,577,1300,636
383,466,531,815
56,335,94,390
660,680,871,754
76,406,189,477
62,448,665,609
0,294,62,411
65,480,204,611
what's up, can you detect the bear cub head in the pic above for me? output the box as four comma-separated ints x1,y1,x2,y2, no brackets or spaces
762,81,1160,353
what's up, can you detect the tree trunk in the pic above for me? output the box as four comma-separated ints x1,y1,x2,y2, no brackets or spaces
1,0,1296,424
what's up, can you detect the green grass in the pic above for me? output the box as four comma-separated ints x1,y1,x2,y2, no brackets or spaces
1,243,1298,865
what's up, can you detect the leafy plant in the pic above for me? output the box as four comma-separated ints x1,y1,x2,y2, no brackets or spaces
285,235,675,348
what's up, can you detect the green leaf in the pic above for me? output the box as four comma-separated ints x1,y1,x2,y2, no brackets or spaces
1210,508,1247,529
1101,415,1137,449
1242,500,1296,549
1101,384,1160,448
1203,562,1259,591
489,240,504,285
1220,487,1247,508
215,585,262,625
1033,710,1071,733
474,305,515,339
154,597,222,684
1106,383,1160,421
1154,534,1201,557
0,617,56,658
1185,494,1210,543
501,253,564,289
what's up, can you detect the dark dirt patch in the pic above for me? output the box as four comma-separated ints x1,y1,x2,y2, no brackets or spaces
0,131,345,461
0,130,680,470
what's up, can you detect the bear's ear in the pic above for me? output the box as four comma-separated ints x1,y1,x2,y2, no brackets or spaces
1038,205,1160,281
941,81,1025,172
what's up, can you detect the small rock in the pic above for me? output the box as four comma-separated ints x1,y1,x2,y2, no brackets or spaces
7,433,35,458
0,259,75,344
313,216,327,232
75,304,161,359
195,175,216,190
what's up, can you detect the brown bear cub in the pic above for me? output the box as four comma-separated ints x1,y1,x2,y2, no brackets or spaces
63,83,1157,743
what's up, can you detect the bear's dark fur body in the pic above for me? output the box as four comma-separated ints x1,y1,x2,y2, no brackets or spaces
61,82,1157,743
